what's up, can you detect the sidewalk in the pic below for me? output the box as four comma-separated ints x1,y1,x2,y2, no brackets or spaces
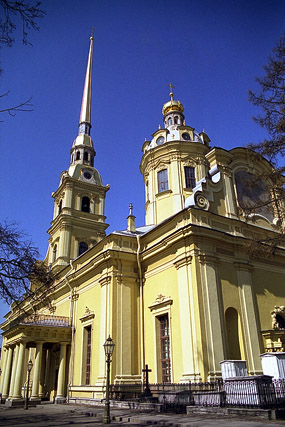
0,403,284,426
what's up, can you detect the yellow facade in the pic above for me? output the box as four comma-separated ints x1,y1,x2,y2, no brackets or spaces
0,39,284,405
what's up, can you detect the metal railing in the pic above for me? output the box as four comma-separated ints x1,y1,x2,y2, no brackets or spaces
109,378,285,413
22,314,70,327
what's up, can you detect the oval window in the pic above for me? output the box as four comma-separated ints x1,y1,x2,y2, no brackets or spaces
182,133,190,140
84,171,92,180
157,136,165,145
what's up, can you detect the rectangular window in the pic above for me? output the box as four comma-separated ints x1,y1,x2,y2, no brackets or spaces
158,169,169,193
184,166,196,189
159,314,171,383
85,325,92,385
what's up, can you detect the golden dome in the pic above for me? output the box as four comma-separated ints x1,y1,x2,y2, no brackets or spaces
162,99,184,115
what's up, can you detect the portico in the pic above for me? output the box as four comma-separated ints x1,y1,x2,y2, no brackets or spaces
1,314,71,405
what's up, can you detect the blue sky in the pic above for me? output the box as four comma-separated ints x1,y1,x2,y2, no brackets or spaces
0,0,284,322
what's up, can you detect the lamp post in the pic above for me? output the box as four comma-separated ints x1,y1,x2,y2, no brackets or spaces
24,359,33,410
103,336,115,424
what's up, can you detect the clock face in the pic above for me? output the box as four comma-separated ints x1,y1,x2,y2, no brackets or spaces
84,171,92,180
157,136,165,145
182,132,191,141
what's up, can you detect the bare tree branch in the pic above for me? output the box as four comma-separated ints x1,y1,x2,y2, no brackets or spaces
0,91,33,117
0,1,45,117
0,220,53,305
0,0,45,47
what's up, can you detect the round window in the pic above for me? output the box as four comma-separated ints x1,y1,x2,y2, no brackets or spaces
157,136,165,145
84,171,92,180
182,133,191,141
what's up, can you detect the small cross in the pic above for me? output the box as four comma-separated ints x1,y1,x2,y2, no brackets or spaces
142,364,152,396
90,26,95,38
167,82,174,101
167,82,174,92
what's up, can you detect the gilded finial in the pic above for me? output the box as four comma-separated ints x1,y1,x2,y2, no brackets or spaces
90,26,95,40
158,124,161,129
167,82,175,103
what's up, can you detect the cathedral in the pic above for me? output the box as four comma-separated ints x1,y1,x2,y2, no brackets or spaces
0,36,284,405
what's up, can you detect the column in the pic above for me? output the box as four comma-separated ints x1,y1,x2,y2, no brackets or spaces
175,255,202,382
90,197,95,214
39,349,47,399
2,347,13,398
235,261,263,375
99,196,104,216
44,349,51,398
0,347,8,392
56,343,67,401
58,225,72,261
114,276,140,383
171,158,184,214
65,184,73,208
199,255,226,380
12,341,26,399
8,345,19,398
31,342,43,400
221,166,238,218
96,275,111,386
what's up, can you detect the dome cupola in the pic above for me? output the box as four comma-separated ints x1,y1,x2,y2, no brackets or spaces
162,83,185,128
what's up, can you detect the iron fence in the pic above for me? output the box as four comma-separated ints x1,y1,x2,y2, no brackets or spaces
109,378,285,412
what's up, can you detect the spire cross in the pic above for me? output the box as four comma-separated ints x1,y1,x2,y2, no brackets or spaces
90,26,95,39
167,82,174,102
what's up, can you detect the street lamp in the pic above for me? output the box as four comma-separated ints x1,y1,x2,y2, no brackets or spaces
24,359,33,410
103,336,115,424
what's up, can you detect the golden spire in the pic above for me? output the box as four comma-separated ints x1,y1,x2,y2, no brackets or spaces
79,34,94,127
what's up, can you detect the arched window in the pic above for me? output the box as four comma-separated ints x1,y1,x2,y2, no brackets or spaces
81,196,90,213
76,151,80,160
158,169,169,193
53,245,57,262
234,170,274,221
84,151,89,162
225,307,242,359
168,117,173,126
58,200,62,215
79,242,88,256
174,116,178,124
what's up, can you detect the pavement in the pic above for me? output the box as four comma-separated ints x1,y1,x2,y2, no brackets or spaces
0,403,284,427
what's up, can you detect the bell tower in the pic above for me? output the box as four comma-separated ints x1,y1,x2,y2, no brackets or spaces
47,36,109,269
140,84,211,225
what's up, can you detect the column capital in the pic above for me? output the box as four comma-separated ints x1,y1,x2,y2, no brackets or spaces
199,254,220,265
99,275,112,287
174,255,192,270
234,260,253,271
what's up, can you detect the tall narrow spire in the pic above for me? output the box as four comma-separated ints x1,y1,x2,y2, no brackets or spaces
69,36,96,173
78,35,94,136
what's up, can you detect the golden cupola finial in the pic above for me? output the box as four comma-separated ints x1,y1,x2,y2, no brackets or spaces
162,82,184,116
168,82,174,104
